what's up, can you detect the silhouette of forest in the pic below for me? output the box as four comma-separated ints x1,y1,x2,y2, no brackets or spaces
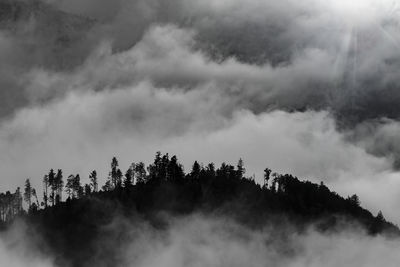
0,152,398,267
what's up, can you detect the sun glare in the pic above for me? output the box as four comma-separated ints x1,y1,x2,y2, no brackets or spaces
326,0,390,26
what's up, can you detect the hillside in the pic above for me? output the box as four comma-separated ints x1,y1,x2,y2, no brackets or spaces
0,152,394,267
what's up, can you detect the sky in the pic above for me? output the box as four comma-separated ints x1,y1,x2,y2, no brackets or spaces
1,0,400,222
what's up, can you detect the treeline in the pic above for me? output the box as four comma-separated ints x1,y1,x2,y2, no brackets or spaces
17,152,252,215
2,151,395,235
0,188,23,223
22,152,240,213
11,151,397,267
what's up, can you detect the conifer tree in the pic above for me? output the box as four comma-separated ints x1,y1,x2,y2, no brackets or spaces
23,179,32,209
237,158,245,179
89,170,98,193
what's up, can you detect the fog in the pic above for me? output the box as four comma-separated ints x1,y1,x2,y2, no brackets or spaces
1,214,400,267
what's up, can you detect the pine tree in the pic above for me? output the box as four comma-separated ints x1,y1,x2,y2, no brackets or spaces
134,162,147,184
263,168,272,188
48,169,56,206
73,175,82,198
31,188,39,208
65,175,75,199
42,174,49,208
110,157,122,188
190,161,201,180
124,164,134,188
237,158,245,179
89,170,98,193
23,179,32,209
55,169,64,204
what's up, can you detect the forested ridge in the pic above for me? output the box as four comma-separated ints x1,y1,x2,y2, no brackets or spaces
0,152,398,266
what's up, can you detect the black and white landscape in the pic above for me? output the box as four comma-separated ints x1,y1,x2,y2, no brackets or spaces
1,0,400,266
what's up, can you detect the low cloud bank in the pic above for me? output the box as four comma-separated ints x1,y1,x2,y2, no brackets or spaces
5,214,400,267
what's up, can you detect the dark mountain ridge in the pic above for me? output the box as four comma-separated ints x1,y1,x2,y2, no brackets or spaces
0,152,398,266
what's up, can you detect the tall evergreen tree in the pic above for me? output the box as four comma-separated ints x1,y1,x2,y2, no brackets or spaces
167,155,184,183
42,174,49,208
110,157,123,188
124,164,134,188
48,169,56,206
55,169,64,205
73,175,83,198
31,188,39,209
23,179,32,209
205,163,216,178
134,162,147,184
89,170,98,193
237,158,245,179
190,161,201,180
148,151,162,181
65,175,75,199
14,187,23,215
263,168,272,187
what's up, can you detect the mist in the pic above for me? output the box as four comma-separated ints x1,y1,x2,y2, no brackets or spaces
2,213,400,267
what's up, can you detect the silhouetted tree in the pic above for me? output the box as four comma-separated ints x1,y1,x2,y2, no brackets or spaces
166,155,184,183
263,168,272,187
109,157,123,189
270,172,279,192
190,161,201,180
24,179,32,209
124,164,134,188
65,174,83,199
25,182,39,213
376,211,385,222
148,151,162,181
134,162,147,184
237,158,245,179
73,175,83,198
65,175,74,199
32,188,39,208
48,169,56,206
89,170,98,193
116,169,123,188
217,163,234,179
55,169,64,205
205,163,216,179
42,174,49,208
348,194,360,206
371,210,387,234
14,187,22,215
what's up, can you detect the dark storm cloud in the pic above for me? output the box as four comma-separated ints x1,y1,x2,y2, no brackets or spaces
2,0,400,123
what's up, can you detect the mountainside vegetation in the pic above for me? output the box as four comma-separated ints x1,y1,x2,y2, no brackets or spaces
0,152,397,267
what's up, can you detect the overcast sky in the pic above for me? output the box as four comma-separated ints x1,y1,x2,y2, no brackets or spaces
1,0,400,222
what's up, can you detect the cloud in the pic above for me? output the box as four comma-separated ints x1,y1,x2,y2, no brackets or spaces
3,212,400,267
1,75,400,221
85,214,400,266
2,0,400,121
0,221,54,267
